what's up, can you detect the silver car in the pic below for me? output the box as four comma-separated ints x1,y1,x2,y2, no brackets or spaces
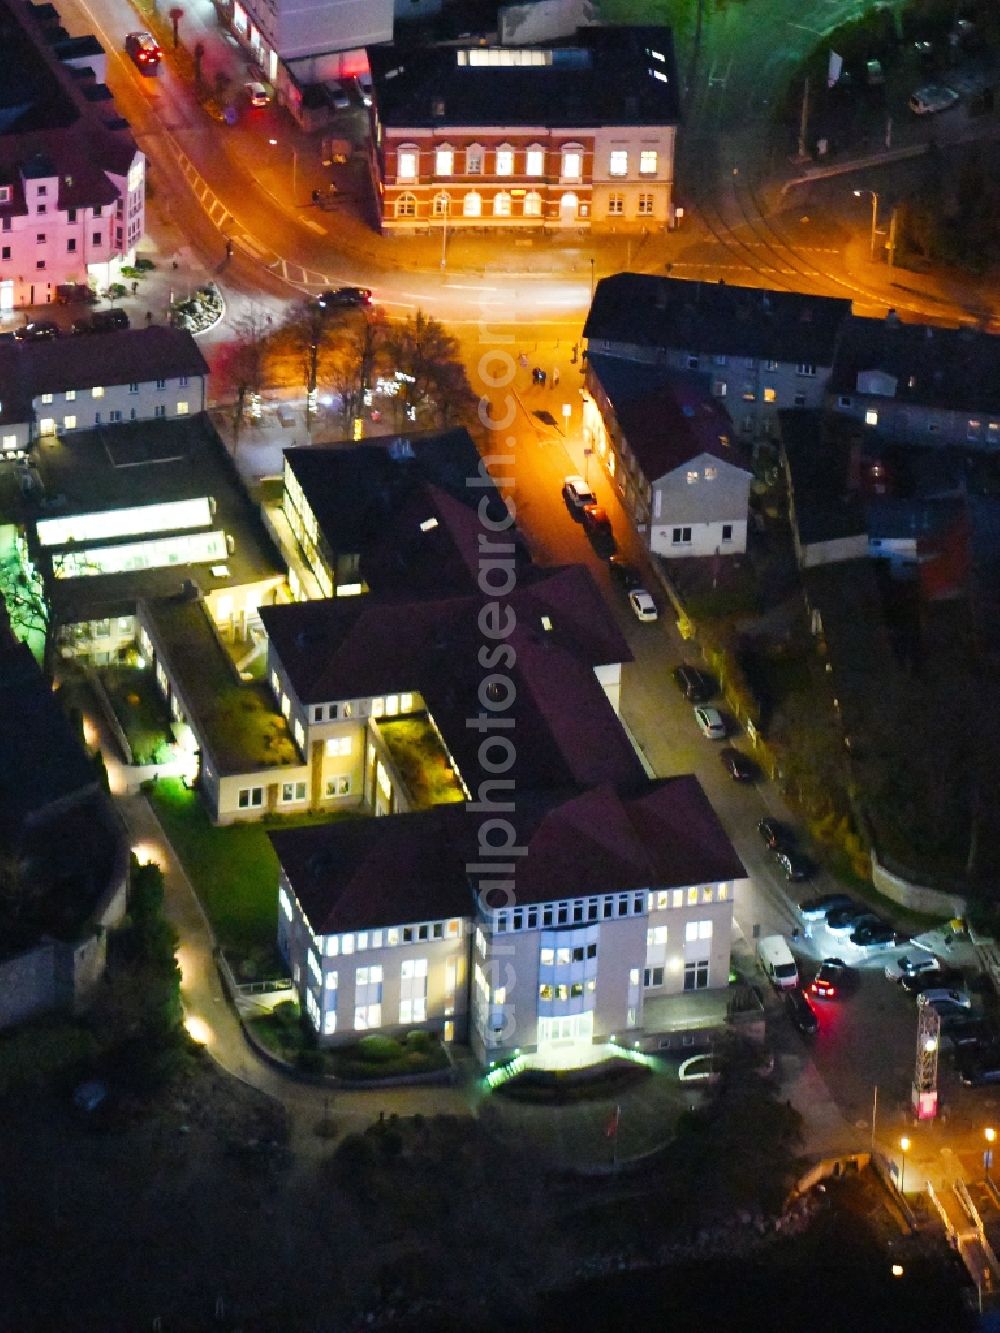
908,84,959,115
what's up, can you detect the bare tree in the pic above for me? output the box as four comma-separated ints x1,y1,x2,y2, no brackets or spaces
214,307,274,446
382,309,474,428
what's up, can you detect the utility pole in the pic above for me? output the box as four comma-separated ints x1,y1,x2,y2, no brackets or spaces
797,77,810,161
887,206,898,276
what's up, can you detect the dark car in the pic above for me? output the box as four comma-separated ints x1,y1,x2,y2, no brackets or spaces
809,958,848,1001
672,665,715,703
14,321,59,341
784,987,819,1036
849,921,897,951
757,816,791,851
773,849,813,882
71,317,93,335
800,893,853,923
90,308,130,332
125,30,161,71
946,1018,998,1051
607,556,641,589
900,968,964,998
958,1053,1000,1086
825,904,870,935
720,746,756,781
581,504,616,554
316,286,372,309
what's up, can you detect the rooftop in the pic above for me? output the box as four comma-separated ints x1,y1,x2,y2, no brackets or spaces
22,416,283,623
779,411,866,549
270,777,745,935
369,27,679,129
829,314,1000,415
587,355,743,482
259,565,642,795
584,274,851,365
141,593,299,776
0,328,208,424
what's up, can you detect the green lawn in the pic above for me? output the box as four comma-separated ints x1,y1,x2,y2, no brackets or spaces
148,778,360,956
100,666,173,764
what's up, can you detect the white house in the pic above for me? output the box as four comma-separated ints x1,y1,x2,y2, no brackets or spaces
584,354,752,559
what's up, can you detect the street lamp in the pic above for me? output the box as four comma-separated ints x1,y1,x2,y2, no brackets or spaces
269,138,298,206
986,1126,996,1183
853,188,879,262
899,1135,911,1195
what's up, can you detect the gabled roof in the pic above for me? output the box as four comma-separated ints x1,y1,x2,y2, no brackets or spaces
779,410,866,548
269,776,746,935
369,27,679,130
0,328,207,419
584,274,850,365
588,355,743,483
259,565,642,795
828,314,1000,414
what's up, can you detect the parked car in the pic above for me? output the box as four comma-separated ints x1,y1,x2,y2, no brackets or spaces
900,968,964,998
810,958,848,1001
627,589,658,622
826,905,876,937
562,474,597,515
581,504,615,553
719,746,756,781
784,987,819,1036
90,309,130,332
14,321,59,341
607,556,640,588
756,816,791,851
908,84,960,115
773,849,813,882
693,705,726,740
327,79,350,110
678,1053,721,1083
886,953,942,982
849,921,897,951
946,1017,998,1051
125,30,161,71
71,317,93,335
672,664,714,703
245,81,271,107
958,1058,1000,1087
355,71,373,106
918,988,973,1011
800,893,853,923
317,286,372,310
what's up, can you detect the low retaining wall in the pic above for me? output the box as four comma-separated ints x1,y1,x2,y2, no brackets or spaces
870,852,967,920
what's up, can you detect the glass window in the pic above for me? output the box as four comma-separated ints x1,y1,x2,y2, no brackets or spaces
395,193,416,218
763,387,776,403
637,193,654,215
608,149,628,176
397,148,418,181
639,149,658,174
525,146,544,176
865,408,878,426
466,145,483,174
432,192,450,217
608,193,624,216
561,148,582,180
463,191,482,217
435,146,453,176
524,191,542,217
495,146,514,176
92,386,104,399
493,191,512,217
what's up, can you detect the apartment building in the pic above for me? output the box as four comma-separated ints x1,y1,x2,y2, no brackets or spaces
584,274,851,442
368,29,679,234
583,354,751,558
828,311,1000,449
0,327,208,454
0,0,145,310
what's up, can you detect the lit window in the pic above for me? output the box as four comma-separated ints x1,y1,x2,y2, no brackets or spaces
704,466,717,480
540,947,554,965
493,191,512,217
686,469,699,484
176,402,189,415
608,149,628,176
466,145,483,174
495,146,514,176
41,393,53,405
714,381,727,397
639,149,658,174
763,387,776,403
325,736,351,756
685,919,713,942
865,408,878,426
432,192,450,217
463,191,482,217
561,148,582,180
435,146,453,176
524,191,542,217
397,148,418,181
92,386,104,399
395,193,416,218
65,390,75,402
525,146,544,176
63,415,76,430
637,193,654,216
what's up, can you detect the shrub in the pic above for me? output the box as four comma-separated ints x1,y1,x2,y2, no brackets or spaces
295,1049,326,1074
134,257,156,272
404,1029,432,1052
356,1034,404,1063
271,999,300,1027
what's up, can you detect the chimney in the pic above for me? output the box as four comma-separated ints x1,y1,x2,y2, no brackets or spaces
431,96,445,117
885,308,901,326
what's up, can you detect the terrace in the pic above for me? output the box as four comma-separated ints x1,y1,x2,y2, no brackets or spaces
142,595,299,775
377,714,466,810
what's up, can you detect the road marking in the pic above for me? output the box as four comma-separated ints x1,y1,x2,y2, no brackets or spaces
445,284,499,291
301,218,326,235
233,235,269,260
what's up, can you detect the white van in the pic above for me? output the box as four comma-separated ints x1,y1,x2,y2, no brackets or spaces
757,934,799,990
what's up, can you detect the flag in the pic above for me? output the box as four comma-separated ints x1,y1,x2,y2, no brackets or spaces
605,1104,621,1139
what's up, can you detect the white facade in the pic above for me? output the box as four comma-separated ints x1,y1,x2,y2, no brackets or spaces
591,125,676,228
279,872,469,1045
650,452,751,559
231,0,391,72
30,370,203,445
471,878,737,1065
0,153,145,312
